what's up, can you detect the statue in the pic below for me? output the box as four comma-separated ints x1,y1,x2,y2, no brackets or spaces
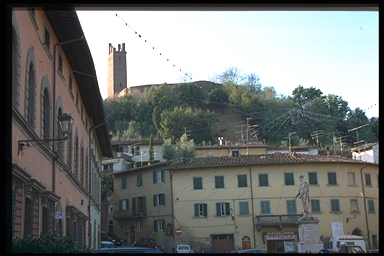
295,175,314,221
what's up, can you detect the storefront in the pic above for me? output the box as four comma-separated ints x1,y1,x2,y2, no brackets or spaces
265,232,295,253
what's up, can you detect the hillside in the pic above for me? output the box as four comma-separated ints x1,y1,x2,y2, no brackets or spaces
208,105,249,144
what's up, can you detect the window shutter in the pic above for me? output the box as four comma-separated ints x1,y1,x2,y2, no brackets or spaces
161,170,165,182
204,204,207,217
153,171,156,184
154,220,157,232
162,193,165,205
132,197,137,216
142,196,146,214
216,203,220,216
162,219,165,229
225,203,230,216
194,204,198,217
126,199,129,209
153,195,157,206
119,200,123,210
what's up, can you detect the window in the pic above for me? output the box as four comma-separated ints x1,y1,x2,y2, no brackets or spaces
26,62,36,127
311,199,321,213
132,196,146,216
194,203,207,217
153,170,164,184
260,201,271,214
69,76,72,93
238,174,248,188
122,222,128,232
121,177,127,189
350,199,359,213
44,27,50,51
239,201,250,215
216,202,230,216
136,174,142,186
138,221,143,231
330,199,340,212
43,88,50,142
153,193,165,206
58,54,63,74
154,219,165,232
365,173,372,186
327,172,337,185
259,174,269,187
284,173,294,185
308,172,318,185
368,199,375,213
347,172,356,186
119,199,129,210
193,177,203,190
215,175,224,189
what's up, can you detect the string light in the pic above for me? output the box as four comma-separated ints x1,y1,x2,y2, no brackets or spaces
112,11,193,81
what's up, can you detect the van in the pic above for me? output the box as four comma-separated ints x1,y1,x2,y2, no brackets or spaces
328,235,366,253
176,244,191,253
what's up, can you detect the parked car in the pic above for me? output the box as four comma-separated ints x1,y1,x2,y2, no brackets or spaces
198,247,217,253
93,246,163,253
101,231,123,246
133,237,164,252
238,248,267,253
100,241,115,248
228,248,239,253
176,244,192,253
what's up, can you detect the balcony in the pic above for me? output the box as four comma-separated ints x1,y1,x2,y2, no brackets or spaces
255,214,303,231
113,209,146,220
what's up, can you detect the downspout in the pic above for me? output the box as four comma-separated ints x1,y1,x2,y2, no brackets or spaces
249,165,256,248
170,169,176,241
88,121,106,249
52,34,84,194
360,164,370,250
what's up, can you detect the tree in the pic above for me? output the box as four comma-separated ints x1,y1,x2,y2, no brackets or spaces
149,134,154,163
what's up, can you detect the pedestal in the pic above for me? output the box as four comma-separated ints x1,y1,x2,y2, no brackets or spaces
296,217,324,253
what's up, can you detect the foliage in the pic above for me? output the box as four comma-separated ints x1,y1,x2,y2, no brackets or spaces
12,232,91,253
101,170,114,199
162,134,196,161
103,66,378,150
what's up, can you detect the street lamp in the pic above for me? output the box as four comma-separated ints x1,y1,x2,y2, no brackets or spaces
18,113,74,154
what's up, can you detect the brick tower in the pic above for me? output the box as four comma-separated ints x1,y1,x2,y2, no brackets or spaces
108,43,127,98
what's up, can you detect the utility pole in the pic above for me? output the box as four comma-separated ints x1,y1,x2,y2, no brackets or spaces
236,124,247,143
288,132,296,153
183,127,191,137
246,118,252,155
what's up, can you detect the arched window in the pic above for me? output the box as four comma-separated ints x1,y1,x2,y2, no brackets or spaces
80,142,84,186
12,25,20,107
26,62,36,128
74,135,79,178
42,87,50,143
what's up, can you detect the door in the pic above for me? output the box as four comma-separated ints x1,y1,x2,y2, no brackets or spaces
241,236,251,250
129,225,135,245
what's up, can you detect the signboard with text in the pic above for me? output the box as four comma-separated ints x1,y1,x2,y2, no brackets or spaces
266,232,295,240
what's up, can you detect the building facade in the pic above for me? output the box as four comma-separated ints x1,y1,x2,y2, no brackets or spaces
169,153,379,253
11,8,112,249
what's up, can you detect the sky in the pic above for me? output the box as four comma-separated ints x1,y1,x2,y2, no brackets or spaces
76,8,378,118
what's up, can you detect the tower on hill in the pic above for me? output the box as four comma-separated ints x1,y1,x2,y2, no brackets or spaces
108,43,127,98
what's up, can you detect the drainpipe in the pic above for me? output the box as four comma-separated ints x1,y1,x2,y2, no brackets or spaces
249,166,256,248
170,169,176,240
88,121,106,249
360,164,370,250
51,35,84,236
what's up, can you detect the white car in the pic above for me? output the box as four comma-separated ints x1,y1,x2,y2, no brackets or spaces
176,244,192,253
100,241,115,248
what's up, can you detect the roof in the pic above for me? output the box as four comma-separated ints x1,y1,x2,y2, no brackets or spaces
168,153,377,170
113,160,174,175
351,142,379,152
43,8,112,157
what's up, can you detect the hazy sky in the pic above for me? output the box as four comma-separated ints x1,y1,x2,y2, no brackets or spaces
76,9,378,118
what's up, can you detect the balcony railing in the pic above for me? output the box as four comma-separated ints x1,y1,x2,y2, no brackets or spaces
255,214,303,230
113,209,147,220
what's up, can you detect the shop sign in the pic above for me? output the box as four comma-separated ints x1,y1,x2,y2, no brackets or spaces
266,232,294,240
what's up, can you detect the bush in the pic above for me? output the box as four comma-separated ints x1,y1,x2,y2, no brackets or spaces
12,232,92,253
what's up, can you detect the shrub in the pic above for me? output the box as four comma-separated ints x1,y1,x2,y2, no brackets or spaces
12,232,92,253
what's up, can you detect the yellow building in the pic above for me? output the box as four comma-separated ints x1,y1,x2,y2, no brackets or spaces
169,153,378,253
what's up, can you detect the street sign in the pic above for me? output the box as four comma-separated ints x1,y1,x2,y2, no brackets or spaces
55,211,64,219
176,228,182,234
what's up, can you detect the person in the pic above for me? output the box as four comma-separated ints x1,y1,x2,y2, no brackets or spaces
294,175,311,219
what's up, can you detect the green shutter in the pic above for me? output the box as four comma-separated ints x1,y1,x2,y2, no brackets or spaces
161,170,165,182
161,193,165,205
162,219,165,230
154,220,158,232
204,204,207,217
194,204,198,217
225,203,230,216
216,203,220,216
153,195,157,206
119,200,123,210
126,199,129,209
153,171,156,184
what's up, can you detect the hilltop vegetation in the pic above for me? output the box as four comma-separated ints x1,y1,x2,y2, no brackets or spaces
103,67,378,151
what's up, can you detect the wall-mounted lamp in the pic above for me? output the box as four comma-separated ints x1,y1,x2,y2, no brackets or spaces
346,211,358,223
18,113,74,155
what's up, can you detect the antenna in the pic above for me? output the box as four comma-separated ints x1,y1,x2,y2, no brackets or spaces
311,130,324,147
348,123,369,156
